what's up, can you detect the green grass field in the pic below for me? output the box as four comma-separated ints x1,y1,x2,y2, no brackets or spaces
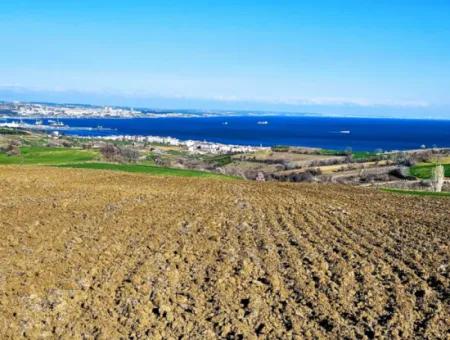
0,147,98,165
319,149,379,161
409,163,450,179
382,188,450,197
202,154,234,166
58,162,234,179
0,146,235,179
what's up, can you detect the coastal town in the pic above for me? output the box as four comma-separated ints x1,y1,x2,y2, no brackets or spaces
96,134,270,154
0,101,141,118
0,101,218,118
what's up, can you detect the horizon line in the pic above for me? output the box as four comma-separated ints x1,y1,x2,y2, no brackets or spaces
1,98,450,121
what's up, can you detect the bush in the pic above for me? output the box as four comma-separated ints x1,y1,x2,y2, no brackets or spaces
6,145,21,156
62,140,73,148
100,143,122,162
389,167,415,180
291,168,321,182
4,140,21,156
120,147,140,163
100,143,140,163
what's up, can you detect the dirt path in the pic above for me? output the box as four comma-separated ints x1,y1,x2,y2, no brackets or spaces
0,166,448,338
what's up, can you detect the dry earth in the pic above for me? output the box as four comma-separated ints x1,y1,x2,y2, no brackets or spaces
0,166,449,339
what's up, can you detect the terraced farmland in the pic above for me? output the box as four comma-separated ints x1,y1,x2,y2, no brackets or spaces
0,166,448,338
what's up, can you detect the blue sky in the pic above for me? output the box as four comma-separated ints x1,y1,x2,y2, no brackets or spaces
1,0,450,118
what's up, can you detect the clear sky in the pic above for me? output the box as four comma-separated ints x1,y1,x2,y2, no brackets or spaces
1,0,450,118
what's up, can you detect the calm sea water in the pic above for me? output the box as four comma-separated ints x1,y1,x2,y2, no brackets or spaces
12,116,450,151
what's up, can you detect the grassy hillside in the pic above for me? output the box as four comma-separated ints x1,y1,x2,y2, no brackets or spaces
0,146,233,179
0,146,97,165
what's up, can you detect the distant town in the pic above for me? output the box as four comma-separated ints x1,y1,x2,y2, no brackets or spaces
0,100,219,118
89,134,270,154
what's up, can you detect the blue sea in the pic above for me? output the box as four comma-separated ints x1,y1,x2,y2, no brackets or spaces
8,116,450,151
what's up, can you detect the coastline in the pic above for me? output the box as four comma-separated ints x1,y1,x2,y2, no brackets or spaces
3,113,450,121
2,114,450,152
77,134,271,154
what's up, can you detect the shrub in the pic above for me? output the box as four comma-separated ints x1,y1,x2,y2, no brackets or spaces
6,145,21,156
62,140,73,148
120,147,140,163
100,143,122,162
291,168,321,182
4,140,21,156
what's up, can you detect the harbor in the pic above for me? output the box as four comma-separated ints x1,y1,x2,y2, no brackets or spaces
0,118,116,134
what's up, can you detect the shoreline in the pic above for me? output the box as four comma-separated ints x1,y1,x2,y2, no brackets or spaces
77,134,271,154
2,112,450,122
2,116,450,152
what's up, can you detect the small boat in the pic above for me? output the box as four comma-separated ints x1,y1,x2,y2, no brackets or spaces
35,120,43,125
50,122,65,127
257,121,269,125
49,119,65,127
222,122,228,125
339,130,351,134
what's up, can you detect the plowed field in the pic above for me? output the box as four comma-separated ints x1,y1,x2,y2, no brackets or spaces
0,166,448,338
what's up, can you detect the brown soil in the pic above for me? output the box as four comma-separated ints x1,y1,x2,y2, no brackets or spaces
0,166,449,339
